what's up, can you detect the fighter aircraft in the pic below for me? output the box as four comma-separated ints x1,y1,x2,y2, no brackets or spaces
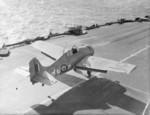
15,41,136,86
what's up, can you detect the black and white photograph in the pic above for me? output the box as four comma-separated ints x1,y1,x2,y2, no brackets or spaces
0,0,150,114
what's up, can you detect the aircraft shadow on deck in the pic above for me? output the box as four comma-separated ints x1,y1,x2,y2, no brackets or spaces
55,73,86,87
28,77,147,115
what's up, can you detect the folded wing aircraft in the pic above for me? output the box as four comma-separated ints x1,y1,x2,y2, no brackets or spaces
15,41,136,86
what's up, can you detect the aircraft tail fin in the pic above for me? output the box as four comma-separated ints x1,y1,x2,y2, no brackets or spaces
29,58,56,86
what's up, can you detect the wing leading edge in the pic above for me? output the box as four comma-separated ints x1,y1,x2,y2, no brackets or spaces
76,56,136,74
32,41,65,60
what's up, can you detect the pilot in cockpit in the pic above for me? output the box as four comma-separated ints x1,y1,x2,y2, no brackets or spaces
72,45,78,54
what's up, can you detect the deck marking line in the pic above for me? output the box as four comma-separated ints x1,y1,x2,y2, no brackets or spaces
122,83,150,96
94,27,149,48
142,99,150,115
110,27,149,42
120,45,150,62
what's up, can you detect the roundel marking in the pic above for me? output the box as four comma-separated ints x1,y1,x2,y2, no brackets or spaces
61,64,68,72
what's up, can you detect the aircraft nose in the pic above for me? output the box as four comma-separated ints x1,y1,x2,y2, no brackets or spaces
87,46,94,56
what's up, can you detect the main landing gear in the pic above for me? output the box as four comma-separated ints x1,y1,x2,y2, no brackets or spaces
74,68,92,79
87,70,91,78
87,70,91,79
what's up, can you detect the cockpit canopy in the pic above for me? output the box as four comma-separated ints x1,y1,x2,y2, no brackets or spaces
66,50,73,57
66,46,78,57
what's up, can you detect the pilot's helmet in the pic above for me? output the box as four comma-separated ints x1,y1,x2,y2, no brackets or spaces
72,44,76,48
72,46,76,49
72,45,78,54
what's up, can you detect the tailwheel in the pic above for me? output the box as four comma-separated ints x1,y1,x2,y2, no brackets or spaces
32,81,36,85
42,83,44,86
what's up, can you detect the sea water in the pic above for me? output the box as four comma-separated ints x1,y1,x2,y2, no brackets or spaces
0,0,149,44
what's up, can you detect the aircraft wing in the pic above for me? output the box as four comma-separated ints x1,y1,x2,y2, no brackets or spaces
32,41,65,60
76,56,136,74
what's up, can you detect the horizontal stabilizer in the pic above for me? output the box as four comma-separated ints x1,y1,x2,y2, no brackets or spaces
15,66,57,85
32,71,57,86
15,66,29,77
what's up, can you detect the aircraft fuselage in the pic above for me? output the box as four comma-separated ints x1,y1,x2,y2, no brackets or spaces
46,45,94,77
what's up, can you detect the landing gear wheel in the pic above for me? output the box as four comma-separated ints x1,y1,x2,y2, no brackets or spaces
42,84,44,86
87,70,91,79
74,68,77,72
32,82,35,85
